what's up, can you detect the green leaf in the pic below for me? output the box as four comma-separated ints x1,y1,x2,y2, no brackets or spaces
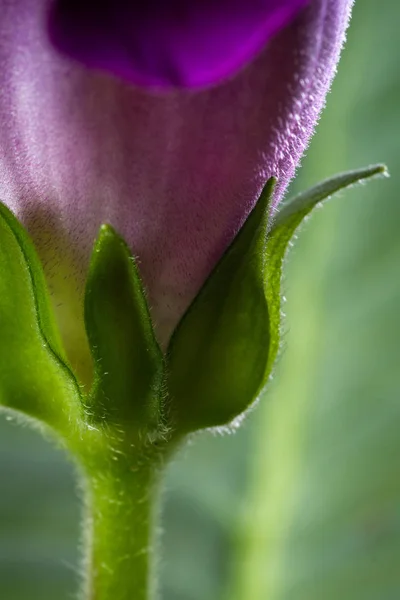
166,179,274,434
84,225,164,431
0,203,82,432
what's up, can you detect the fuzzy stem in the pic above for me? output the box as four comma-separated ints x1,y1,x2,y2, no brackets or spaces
81,454,161,600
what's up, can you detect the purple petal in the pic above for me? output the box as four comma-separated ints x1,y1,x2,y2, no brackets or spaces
49,0,310,88
0,0,353,380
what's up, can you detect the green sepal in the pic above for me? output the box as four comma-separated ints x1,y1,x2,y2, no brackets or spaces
265,163,388,373
84,225,164,430
166,179,275,433
0,203,82,431
272,163,387,232
166,164,387,434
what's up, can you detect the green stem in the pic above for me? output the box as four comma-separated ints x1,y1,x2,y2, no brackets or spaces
81,454,162,600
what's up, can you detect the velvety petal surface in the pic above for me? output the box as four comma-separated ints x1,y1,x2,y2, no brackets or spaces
0,0,353,382
49,0,309,88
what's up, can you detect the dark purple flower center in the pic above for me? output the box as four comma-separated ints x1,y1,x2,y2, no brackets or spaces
49,0,309,88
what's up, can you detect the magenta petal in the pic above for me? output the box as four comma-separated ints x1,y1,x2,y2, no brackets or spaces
49,0,310,88
1,0,352,377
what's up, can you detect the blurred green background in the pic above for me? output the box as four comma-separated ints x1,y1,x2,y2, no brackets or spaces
1,1,399,598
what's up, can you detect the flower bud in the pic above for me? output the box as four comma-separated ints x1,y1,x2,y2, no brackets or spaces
48,0,310,88
0,0,353,382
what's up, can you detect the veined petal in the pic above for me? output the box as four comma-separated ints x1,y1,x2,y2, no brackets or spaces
49,0,310,88
0,0,353,382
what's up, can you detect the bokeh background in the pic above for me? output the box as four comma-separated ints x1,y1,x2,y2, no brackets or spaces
1,1,399,598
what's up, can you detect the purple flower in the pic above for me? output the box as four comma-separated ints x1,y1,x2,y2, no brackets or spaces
48,0,310,88
0,0,352,381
